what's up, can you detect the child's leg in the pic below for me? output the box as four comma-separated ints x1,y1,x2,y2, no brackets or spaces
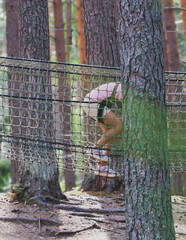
98,122,113,155
95,111,122,173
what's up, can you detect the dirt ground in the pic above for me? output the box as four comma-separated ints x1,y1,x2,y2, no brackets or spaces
0,190,185,240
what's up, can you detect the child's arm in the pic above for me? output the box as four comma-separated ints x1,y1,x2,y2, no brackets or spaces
97,111,122,147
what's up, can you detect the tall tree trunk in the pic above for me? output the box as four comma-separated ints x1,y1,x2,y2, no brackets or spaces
76,0,88,115
118,0,175,239
163,0,181,71
5,0,19,184
6,0,19,58
163,0,184,197
181,0,186,48
66,0,72,62
76,0,86,65
81,0,121,192
53,0,75,191
53,0,66,63
114,0,120,53
17,0,65,199
83,0,120,67
66,0,72,45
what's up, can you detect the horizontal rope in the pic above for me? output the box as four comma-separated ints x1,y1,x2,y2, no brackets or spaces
0,56,120,71
0,133,120,153
1,56,186,74
1,94,95,104
1,94,185,106
1,133,185,154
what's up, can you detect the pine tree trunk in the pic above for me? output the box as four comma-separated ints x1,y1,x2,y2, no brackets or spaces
66,0,72,45
17,0,65,199
53,0,66,62
53,0,75,191
163,0,184,196
163,0,181,71
76,0,88,100
83,0,120,67
76,0,86,65
81,0,121,192
5,0,19,184
6,0,19,58
181,0,186,48
118,1,175,238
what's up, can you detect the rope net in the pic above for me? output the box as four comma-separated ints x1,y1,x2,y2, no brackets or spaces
0,57,185,178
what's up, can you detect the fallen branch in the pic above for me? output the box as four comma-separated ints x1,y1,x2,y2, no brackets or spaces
67,197,83,203
28,195,68,204
18,219,33,229
117,226,126,230
34,199,125,214
108,218,126,223
112,197,125,201
86,217,126,229
55,204,125,214
101,226,122,234
67,212,100,218
86,217,113,225
0,217,59,226
45,222,101,237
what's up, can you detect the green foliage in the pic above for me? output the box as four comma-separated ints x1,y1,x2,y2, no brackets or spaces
0,159,10,192
0,115,11,192
0,116,10,132
72,106,84,143
10,184,30,202
0,0,6,55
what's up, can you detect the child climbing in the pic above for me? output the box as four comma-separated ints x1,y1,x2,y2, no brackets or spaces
83,82,122,178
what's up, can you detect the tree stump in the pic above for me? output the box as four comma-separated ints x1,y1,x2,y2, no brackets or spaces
80,135,125,193
80,173,123,193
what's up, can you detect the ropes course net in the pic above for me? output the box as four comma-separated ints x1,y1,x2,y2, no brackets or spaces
0,57,185,177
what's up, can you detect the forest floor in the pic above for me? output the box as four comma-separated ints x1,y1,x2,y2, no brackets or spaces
0,190,185,240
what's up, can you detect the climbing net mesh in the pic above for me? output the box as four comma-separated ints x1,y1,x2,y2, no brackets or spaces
0,57,185,176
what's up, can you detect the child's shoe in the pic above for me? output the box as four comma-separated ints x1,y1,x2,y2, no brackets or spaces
86,149,111,163
92,150,111,163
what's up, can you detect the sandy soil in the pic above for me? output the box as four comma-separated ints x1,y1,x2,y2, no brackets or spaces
0,190,185,240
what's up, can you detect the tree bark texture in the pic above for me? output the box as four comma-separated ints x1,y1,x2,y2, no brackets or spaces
76,0,86,65
163,0,181,71
118,1,175,239
83,0,120,67
18,0,50,60
163,1,185,196
17,0,64,199
181,0,186,48
55,75,76,191
82,0,121,192
53,0,75,191
6,0,19,58
5,0,19,184
53,0,66,63
66,0,72,45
